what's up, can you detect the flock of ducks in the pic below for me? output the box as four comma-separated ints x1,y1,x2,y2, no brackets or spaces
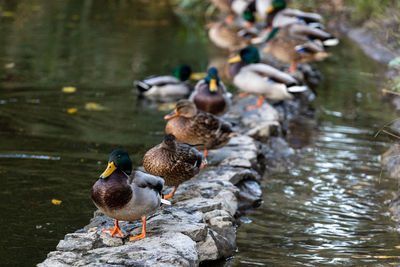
91,0,338,242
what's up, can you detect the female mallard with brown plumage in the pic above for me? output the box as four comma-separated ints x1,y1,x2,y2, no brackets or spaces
208,17,261,52
164,99,234,164
91,149,168,241
189,67,231,115
143,134,203,199
263,26,330,72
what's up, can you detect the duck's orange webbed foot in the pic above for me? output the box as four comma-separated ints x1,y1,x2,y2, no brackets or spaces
129,217,146,241
163,186,178,200
201,150,208,168
245,96,264,111
102,220,124,238
289,62,297,73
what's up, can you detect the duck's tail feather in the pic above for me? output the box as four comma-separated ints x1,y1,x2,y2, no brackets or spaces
323,38,339,47
134,80,151,92
287,85,308,93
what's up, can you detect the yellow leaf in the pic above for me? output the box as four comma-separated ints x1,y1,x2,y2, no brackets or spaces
62,86,77,93
394,245,400,249
67,108,78,114
51,199,62,205
2,11,15,17
5,62,15,69
158,102,176,111
190,72,207,80
85,102,109,111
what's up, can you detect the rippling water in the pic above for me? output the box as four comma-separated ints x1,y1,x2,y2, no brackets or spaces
1,1,399,266
233,39,400,266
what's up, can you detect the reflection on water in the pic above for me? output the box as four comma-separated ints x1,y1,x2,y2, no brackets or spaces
233,39,400,266
0,1,209,265
1,1,400,266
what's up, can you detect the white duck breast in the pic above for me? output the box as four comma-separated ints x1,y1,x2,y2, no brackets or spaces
256,0,272,19
231,0,253,15
233,64,295,100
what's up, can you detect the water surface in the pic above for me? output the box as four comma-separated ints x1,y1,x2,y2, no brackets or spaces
233,38,400,266
0,1,399,266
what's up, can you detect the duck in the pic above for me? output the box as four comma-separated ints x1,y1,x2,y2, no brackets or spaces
189,67,231,115
164,99,234,165
228,46,308,110
91,149,168,241
208,19,260,51
134,64,194,99
257,0,324,29
263,26,330,72
143,134,203,199
210,0,255,23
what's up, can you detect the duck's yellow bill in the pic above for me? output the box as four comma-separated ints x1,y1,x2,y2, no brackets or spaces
210,79,218,91
264,45,271,53
266,6,275,13
228,55,242,64
164,109,179,120
100,161,117,178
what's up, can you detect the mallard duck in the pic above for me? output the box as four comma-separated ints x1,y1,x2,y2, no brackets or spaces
91,149,168,241
257,0,324,29
164,99,234,164
189,67,231,115
263,26,330,72
228,46,308,110
210,0,254,23
134,64,194,99
208,20,258,51
143,134,203,199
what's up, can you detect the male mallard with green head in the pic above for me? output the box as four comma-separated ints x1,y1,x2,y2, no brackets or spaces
134,64,194,99
190,67,231,115
228,46,308,110
259,0,324,29
164,100,234,165
91,149,167,241
143,134,203,199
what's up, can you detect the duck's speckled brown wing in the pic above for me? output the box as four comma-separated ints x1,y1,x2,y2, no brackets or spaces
192,112,234,150
143,143,202,187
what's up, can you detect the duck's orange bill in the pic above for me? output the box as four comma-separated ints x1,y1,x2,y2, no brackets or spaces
164,109,179,120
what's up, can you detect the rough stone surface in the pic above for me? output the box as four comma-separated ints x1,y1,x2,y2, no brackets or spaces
39,81,315,266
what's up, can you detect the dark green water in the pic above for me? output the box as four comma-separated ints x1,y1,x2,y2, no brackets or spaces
0,1,398,266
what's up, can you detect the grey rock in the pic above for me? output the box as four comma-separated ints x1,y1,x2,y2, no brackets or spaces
197,230,219,262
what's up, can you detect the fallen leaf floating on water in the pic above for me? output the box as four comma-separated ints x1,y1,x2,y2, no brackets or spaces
158,102,176,111
5,62,15,69
2,11,15,17
62,86,77,93
67,108,78,114
51,199,62,205
85,102,109,111
190,72,207,80
395,245,400,249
